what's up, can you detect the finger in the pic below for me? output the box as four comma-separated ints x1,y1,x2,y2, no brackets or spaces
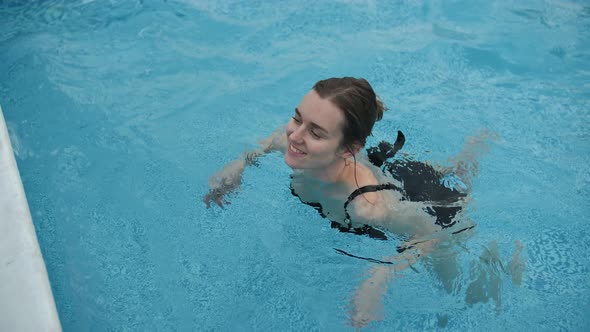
202,195,211,208
214,196,225,208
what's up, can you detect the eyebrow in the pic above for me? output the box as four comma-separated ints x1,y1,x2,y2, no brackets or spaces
295,108,329,135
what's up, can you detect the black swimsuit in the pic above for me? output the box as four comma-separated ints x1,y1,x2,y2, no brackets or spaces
291,131,473,242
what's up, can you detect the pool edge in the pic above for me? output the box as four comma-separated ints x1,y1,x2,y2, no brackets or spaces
0,104,62,332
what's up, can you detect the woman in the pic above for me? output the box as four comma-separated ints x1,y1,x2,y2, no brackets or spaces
204,77,477,236
203,77,500,326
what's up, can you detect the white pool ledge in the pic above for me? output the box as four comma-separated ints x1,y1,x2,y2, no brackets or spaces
0,105,62,332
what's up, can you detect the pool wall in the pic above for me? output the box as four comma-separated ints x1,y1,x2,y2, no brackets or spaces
0,104,61,331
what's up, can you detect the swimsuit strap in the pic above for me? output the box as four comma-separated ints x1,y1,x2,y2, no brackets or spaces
343,183,401,227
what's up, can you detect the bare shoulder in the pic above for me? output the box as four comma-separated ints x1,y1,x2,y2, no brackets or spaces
349,162,380,200
346,162,398,225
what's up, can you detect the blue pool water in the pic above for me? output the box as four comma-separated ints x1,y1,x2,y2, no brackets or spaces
1,0,589,330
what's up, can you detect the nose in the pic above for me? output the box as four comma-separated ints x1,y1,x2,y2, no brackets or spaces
288,124,305,143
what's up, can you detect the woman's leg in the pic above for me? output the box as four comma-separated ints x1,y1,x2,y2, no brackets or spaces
446,130,498,190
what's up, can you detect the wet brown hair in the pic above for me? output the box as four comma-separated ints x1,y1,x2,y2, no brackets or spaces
312,77,387,152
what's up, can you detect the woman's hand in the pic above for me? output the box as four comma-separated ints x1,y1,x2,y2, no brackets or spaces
350,266,390,328
202,159,246,208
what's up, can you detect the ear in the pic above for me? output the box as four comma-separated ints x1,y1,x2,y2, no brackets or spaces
340,142,363,158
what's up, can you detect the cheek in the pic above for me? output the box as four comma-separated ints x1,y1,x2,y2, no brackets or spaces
307,140,340,157
285,121,295,136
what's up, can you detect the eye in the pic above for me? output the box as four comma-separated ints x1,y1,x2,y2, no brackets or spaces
292,116,301,123
310,130,322,139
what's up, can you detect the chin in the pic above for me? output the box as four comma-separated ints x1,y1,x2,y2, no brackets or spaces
284,154,302,169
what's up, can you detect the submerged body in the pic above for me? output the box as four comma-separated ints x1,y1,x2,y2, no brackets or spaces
290,149,473,238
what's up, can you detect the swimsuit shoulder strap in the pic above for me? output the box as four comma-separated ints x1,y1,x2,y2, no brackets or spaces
343,183,401,225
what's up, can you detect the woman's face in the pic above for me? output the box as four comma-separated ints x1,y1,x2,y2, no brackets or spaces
284,90,348,170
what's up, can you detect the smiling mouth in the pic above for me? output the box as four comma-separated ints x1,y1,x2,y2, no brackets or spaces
289,144,306,155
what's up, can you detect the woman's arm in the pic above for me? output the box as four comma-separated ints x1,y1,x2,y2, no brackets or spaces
349,192,440,237
203,126,287,208
349,238,438,328
347,194,444,327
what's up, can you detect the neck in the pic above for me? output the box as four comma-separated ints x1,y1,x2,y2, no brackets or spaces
304,158,352,183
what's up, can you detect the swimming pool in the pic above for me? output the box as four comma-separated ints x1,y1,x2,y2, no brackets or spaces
1,0,589,330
